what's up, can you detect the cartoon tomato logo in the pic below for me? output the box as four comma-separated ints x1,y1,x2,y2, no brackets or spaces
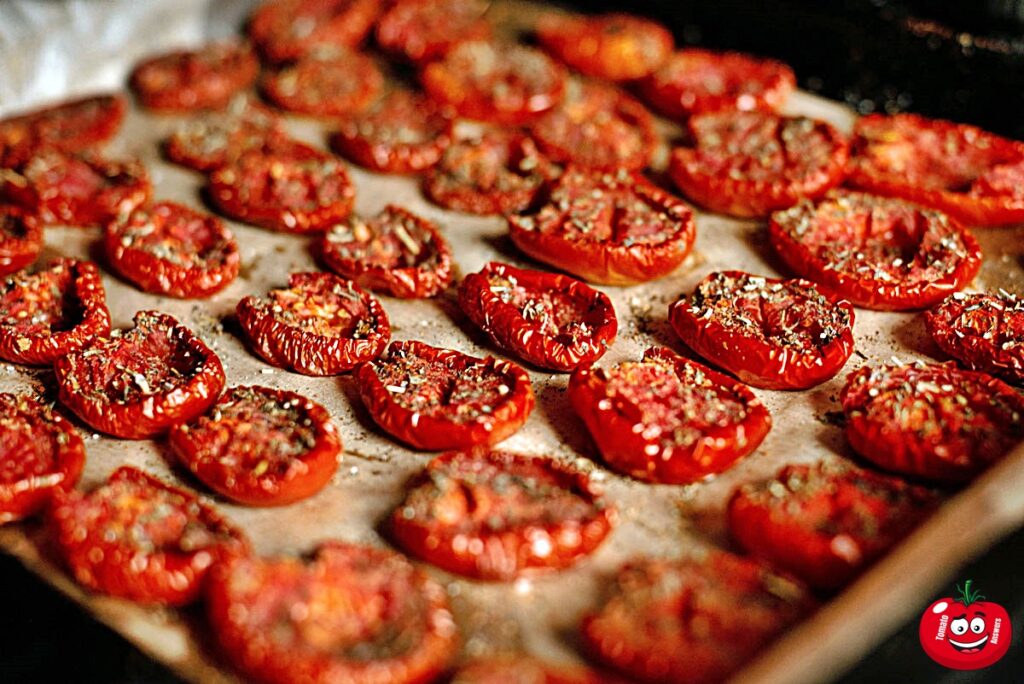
919,580,1012,670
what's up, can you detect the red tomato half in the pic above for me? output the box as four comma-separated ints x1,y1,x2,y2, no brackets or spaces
0,393,85,524
728,461,939,590
236,272,390,376
261,49,384,118
458,262,617,372
669,110,849,218
0,205,43,277
317,204,453,299
0,258,111,366
247,0,380,64
769,192,982,311
669,271,855,390
0,94,125,167
508,166,695,285
536,12,673,82
920,581,1013,670
451,656,605,684
49,466,247,606
105,201,240,299
847,113,1024,227
169,385,341,506
130,42,259,112
355,340,535,451
926,291,1024,384
55,310,226,439
391,449,615,580
376,0,492,64
569,346,771,484
582,551,815,684
841,362,1024,483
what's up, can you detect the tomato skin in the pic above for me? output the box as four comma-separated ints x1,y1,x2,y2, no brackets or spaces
376,0,492,64
508,167,695,286
841,362,1024,483
355,340,535,451
0,94,125,167
49,466,248,606
728,461,938,591
569,346,771,484
669,110,849,218
206,541,458,684
536,12,673,82
926,292,1024,384
55,310,226,440
247,0,380,64
919,590,1013,670
391,449,616,580
0,205,43,277
105,201,240,299
237,272,391,376
669,271,856,390
129,42,259,113
769,192,983,311
260,49,385,118
458,262,618,372
0,258,111,366
0,393,85,524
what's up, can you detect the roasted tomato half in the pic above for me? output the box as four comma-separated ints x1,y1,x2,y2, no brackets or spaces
841,361,1024,483
207,541,457,684
247,0,380,64
638,48,796,120
729,460,939,590
0,94,125,167
536,12,673,82
847,113,1024,227
129,41,259,112
317,204,453,299
355,340,535,451
669,110,849,218
0,393,85,524
451,656,605,684
0,258,110,366
169,385,341,507
375,0,492,64
509,166,695,285
105,201,240,299
569,346,771,484
669,271,855,390
769,192,982,311
391,449,615,580
261,48,384,118
458,262,617,372
582,551,815,684
55,310,225,439
207,152,354,233
926,291,1024,384
0,205,43,277
421,41,567,126
236,272,390,376
49,466,247,606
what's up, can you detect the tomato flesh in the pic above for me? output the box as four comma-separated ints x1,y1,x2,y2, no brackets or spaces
926,291,1024,384
0,205,43,277
0,94,125,167
130,42,259,112
261,49,384,118
376,0,492,64
248,0,380,64
536,12,673,82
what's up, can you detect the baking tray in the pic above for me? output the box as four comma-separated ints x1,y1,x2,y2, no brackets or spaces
3,2,1024,682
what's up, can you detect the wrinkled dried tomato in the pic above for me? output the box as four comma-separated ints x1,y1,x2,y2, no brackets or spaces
130,41,259,112
0,204,43,277
247,0,380,64
926,291,1024,384
0,94,125,167
536,12,673,82
376,0,492,64
261,48,384,118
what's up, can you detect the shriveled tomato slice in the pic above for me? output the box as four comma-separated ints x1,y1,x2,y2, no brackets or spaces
451,656,605,684
391,449,615,580
105,201,240,299
0,258,110,366
49,466,247,606
668,110,849,218
2,151,150,227
330,89,454,174
421,41,567,126
376,0,492,64
847,113,1024,227
55,310,226,439
728,460,939,591
169,385,341,507
355,340,534,451
130,41,259,112
669,271,855,390
569,346,771,484
236,272,390,376
0,393,85,524
458,262,617,372
423,131,555,216
926,291,1024,384
582,551,815,684
536,12,673,82
0,94,125,167
208,541,457,684
0,205,43,277
317,204,453,299
261,49,384,118
841,361,1024,483
208,152,354,233
247,0,380,64
508,167,695,285
638,49,796,120
769,192,983,311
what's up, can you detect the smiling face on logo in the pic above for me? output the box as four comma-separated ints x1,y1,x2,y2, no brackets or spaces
919,582,1012,670
947,611,989,653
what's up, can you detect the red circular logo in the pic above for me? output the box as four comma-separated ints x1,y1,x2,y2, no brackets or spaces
919,580,1012,670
